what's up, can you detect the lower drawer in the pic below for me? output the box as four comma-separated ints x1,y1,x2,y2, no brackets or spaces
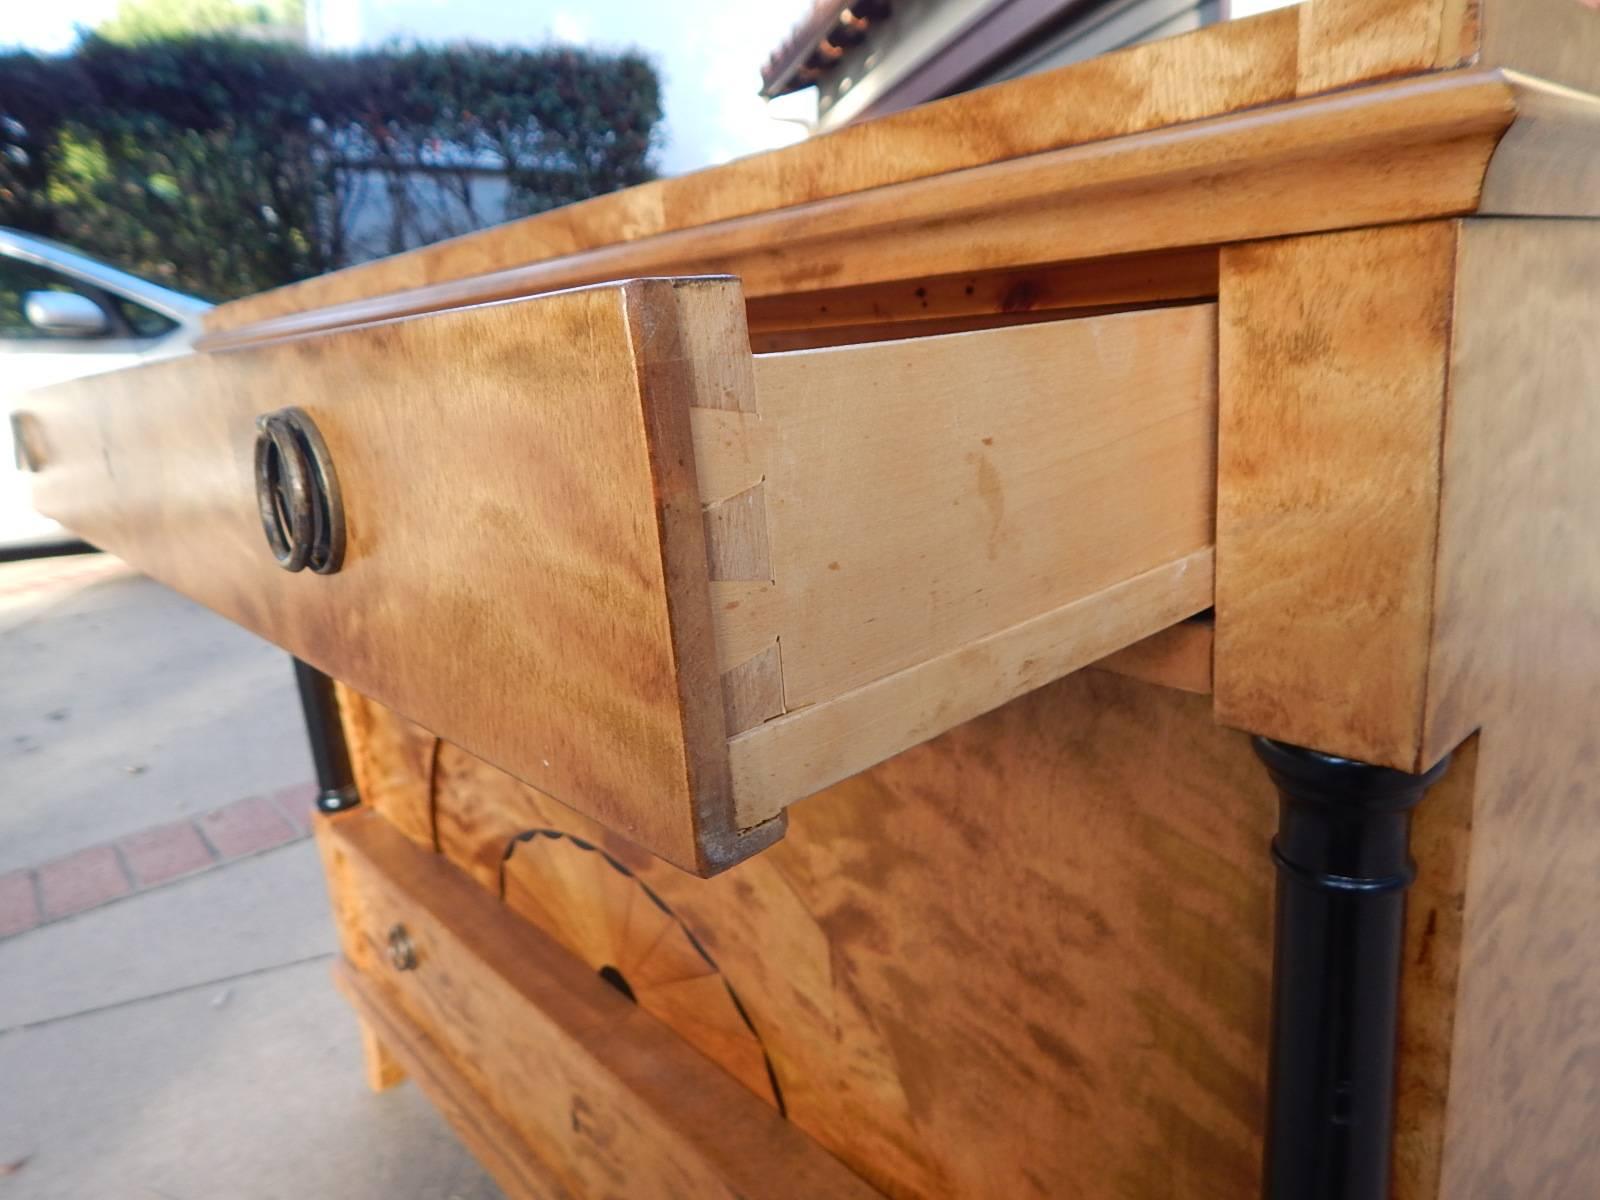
18,276,1215,872
316,808,881,1200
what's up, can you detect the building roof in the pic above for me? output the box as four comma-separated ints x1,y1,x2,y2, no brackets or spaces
759,1,892,99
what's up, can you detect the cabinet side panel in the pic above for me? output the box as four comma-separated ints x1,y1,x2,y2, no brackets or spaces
1424,219,1600,1197
1478,0,1600,95
1298,0,1600,97
1215,223,1457,770
1296,0,1467,95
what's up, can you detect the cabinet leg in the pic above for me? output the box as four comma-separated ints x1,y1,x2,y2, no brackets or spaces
1254,737,1449,1200
292,657,360,814
357,1015,407,1093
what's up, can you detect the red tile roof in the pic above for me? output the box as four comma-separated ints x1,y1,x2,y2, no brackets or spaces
760,0,893,98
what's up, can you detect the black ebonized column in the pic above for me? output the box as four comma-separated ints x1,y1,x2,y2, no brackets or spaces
1254,737,1449,1200
292,657,360,813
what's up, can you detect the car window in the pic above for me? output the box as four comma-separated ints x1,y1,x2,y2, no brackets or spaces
0,256,95,340
108,293,178,338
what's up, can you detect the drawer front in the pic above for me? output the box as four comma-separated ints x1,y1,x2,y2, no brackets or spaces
317,809,882,1200
18,278,750,873
16,278,1215,872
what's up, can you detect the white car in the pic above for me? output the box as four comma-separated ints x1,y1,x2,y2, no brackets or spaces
1,227,212,554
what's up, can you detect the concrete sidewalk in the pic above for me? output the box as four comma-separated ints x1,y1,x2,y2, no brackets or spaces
0,554,500,1199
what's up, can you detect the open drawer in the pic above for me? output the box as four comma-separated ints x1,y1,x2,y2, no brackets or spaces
13,277,1215,872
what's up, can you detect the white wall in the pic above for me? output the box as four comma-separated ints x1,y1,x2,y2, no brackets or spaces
1227,0,1299,15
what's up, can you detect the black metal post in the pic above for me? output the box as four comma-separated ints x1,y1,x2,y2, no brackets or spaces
292,657,360,813
1255,737,1449,1200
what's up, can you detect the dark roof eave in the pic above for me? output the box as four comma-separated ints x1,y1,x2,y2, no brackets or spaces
760,0,890,99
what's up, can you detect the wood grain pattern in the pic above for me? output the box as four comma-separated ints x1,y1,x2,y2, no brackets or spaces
1212,216,1600,1191
355,669,1479,1199
728,550,1215,825
336,963,580,1200
1392,734,1479,1200
202,10,1298,336
1477,73,1600,218
27,285,1219,857
701,485,770,583
19,278,769,874
356,1014,408,1092
714,305,1219,709
1296,0,1469,94
318,809,882,1200
207,0,1600,338
746,303,1174,356
1475,0,1600,95
499,816,782,1110
337,684,437,850
424,670,1277,1199
1089,617,1215,695
1298,0,1600,96
617,280,775,871
1214,223,1457,771
719,644,783,737
1416,219,1600,1197
196,70,1519,354
742,247,1219,348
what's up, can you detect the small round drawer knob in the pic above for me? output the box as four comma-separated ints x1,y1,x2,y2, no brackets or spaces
387,923,418,972
253,406,344,575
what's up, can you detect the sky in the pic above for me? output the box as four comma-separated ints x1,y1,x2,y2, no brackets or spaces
4,0,813,176
9,1,121,54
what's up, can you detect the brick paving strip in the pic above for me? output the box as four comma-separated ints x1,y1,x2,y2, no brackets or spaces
0,781,318,940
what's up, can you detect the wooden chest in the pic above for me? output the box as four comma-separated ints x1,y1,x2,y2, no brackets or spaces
13,2,1600,1195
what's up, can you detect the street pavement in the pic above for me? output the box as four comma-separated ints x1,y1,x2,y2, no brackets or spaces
0,553,501,1199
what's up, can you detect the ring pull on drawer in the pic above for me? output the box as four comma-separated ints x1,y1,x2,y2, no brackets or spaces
387,923,418,972
254,405,345,575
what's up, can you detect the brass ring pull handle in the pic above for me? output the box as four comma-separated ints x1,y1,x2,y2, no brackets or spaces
253,407,345,575
254,414,313,571
387,923,418,972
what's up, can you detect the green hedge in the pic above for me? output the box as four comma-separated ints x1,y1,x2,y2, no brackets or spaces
0,35,661,299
